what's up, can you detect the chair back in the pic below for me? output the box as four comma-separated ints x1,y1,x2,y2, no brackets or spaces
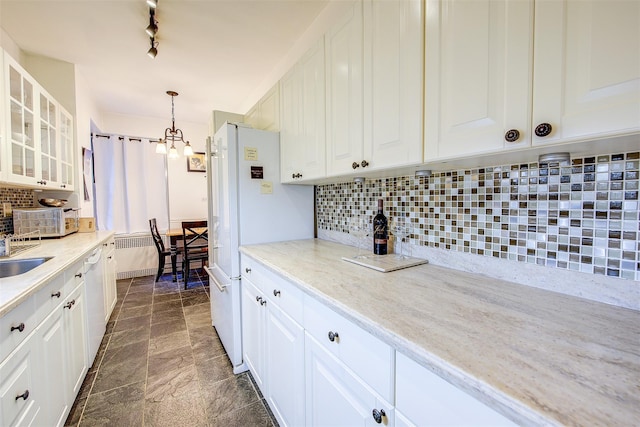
149,218,166,252
181,220,208,250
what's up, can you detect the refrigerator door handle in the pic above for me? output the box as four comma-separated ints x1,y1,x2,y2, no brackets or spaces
206,267,228,293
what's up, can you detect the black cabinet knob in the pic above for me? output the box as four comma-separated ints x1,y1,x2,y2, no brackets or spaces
361,160,369,168
245,267,251,273
75,273,82,278
535,123,553,137
328,331,339,342
15,390,29,401
51,291,61,298
352,162,360,169
273,289,281,297
372,408,386,424
11,323,25,333
504,129,520,142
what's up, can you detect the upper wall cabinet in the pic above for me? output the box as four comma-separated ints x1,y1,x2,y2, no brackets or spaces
424,0,640,161
2,52,75,190
280,38,326,183
326,0,423,177
245,83,280,132
531,0,640,146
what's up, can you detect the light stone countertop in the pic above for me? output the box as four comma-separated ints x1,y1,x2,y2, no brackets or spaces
0,231,115,318
240,238,640,427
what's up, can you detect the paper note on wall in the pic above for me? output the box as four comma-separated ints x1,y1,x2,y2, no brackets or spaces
260,181,273,194
244,147,258,161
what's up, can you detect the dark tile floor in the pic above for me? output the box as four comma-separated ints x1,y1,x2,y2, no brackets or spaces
65,270,277,427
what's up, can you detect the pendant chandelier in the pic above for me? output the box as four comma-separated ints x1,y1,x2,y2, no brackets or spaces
156,90,193,158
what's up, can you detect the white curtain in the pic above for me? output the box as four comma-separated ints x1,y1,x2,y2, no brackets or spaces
93,135,169,234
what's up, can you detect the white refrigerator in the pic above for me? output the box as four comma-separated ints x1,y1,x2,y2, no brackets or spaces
205,123,314,373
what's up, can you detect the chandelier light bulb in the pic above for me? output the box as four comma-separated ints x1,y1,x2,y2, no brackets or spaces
155,140,167,154
168,143,179,159
183,142,194,157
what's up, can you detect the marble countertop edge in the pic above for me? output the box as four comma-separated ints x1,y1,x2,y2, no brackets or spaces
0,231,115,318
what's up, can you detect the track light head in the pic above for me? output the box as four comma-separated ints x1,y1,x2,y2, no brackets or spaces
147,0,157,8
147,37,158,58
146,23,158,37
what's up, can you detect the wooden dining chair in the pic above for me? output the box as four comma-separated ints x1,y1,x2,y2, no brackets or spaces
149,218,174,282
181,220,208,288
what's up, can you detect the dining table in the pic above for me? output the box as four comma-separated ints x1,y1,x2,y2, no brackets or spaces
166,225,208,282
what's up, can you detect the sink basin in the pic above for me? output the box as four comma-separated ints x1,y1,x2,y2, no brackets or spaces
0,257,53,278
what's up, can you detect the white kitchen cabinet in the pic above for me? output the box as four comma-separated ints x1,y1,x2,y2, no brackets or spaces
363,0,423,170
0,334,42,427
326,0,423,177
58,108,74,190
241,277,266,390
531,0,640,145
2,51,75,189
424,0,640,161
280,37,326,183
245,83,279,131
325,0,364,177
305,333,395,427
64,266,88,400
395,352,515,426
102,237,117,322
241,256,306,427
36,298,68,426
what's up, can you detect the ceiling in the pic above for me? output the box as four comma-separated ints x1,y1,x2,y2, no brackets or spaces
0,0,329,125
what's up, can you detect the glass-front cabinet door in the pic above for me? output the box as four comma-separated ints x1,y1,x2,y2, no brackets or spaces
40,91,58,186
7,57,38,185
59,108,74,190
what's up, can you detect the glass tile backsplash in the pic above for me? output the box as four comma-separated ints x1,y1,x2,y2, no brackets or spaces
0,187,35,234
316,152,640,281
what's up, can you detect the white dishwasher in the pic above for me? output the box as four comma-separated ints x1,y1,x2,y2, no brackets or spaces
84,246,105,365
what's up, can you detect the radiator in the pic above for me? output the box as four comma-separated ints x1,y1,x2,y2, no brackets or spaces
114,233,160,280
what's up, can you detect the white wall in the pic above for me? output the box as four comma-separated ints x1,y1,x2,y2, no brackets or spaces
100,112,209,229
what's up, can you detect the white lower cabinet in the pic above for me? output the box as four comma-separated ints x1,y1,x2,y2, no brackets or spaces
0,335,41,426
305,333,394,426
103,238,117,322
241,261,305,427
395,352,515,426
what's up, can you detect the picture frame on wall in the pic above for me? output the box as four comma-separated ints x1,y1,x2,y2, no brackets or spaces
187,152,206,172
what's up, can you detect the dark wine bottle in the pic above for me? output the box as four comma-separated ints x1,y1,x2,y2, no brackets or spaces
373,199,388,255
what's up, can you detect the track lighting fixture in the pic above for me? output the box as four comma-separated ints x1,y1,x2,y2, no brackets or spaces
146,9,158,37
147,37,158,58
145,1,158,57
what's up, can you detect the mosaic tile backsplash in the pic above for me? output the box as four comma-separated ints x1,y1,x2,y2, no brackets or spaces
0,187,35,234
316,152,640,281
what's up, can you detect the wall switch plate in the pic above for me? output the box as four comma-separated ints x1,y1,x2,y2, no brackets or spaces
2,203,12,217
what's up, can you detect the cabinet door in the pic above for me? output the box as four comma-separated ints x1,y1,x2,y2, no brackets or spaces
325,1,364,177
305,333,394,427
265,304,305,427
259,84,280,132
0,336,42,427
103,245,117,322
37,306,68,427
58,108,74,190
532,0,640,145
38,91,58,186
364,0,423,169
298,38,326,181
241,279,266,390
5,54,38,186
280,67,301,183
424,0,533,160
65,284,88,399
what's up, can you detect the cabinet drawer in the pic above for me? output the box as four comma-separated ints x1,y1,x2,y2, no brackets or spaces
0,337,40,427
65,260,85,293
241,255,304,324
396,352,516,426
304,295,394,402
0,297,37,362
33,274,65,326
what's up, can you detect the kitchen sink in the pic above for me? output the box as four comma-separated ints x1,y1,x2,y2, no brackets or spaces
0,257,53,278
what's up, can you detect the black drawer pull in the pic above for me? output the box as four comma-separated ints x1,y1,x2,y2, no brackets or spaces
51,291,61,298
372,408,385,424
15,390,29,401
11,323,25,333
328,331,339,342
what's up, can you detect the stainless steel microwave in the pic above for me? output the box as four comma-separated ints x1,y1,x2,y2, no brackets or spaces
13,207,79,238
